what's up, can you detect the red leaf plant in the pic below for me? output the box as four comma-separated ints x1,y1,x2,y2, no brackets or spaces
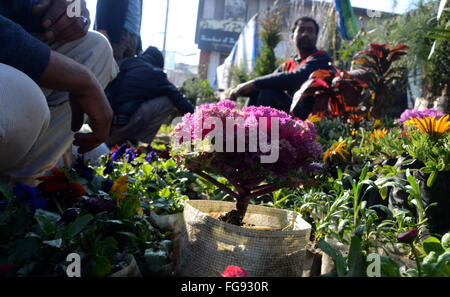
352,43,409,118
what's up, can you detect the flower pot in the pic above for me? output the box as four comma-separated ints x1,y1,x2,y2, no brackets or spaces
414,170,450,235
176,200,311,277
149,211,183,234
109,254,142,277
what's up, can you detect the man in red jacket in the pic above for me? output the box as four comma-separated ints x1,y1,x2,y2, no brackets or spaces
230,16,333,119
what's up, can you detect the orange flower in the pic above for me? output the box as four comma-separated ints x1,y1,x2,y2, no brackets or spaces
371,128,387,140
407,114,450,137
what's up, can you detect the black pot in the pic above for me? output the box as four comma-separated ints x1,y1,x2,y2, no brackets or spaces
413,170,450,235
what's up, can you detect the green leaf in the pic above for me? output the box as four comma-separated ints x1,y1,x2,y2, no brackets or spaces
370,204,393,220
13,238,41,262
346,236,367,277
406,169,420,195
316,239,347,277
87,255,111,277
355,225,365,238
426,171,437,188
34,209,60,238
144,249,167,272
100,237,118,259
442,232,450,250
64,214,93,240
380,256,400,277
0,181,13,200
117,231,139,242
42,238,62,248
422,237,445,256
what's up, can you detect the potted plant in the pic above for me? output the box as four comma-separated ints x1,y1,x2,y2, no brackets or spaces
170,100,322,276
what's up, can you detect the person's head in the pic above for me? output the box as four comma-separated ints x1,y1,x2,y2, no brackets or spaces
290,16,319,53
142,46,164,69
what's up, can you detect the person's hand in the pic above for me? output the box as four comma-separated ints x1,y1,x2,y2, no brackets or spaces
32,0,90,44
69,82,113,154
229,81,255,100
39,51,113,154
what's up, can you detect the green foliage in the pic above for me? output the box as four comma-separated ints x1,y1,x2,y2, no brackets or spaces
253,5,284,76
179,77,218,106
404,231,450,276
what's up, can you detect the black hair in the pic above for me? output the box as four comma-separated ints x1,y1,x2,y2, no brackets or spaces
290,16,319,35
143,46,165,69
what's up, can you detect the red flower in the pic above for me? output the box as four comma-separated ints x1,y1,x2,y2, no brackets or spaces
0,264,13,275
160,149,170,160
37,168,68,193
68,182,87,198
397,228,418,244
221,265,248,277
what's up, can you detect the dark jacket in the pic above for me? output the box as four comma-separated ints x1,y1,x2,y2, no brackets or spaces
254,48,333,97
94,0,142,49
0,0,50,82
105,56,195,126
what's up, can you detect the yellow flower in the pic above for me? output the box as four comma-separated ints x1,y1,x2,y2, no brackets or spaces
372,119,382,130
136,207,144,216
323,140,350,163
111,175,129,201
307,113,324,123
408,114,450,137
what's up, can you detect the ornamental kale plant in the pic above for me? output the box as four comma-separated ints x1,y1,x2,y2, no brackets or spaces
171,100,323,225
398,108,445,125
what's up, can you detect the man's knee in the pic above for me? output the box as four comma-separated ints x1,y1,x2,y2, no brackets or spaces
55,31,119,88
0,64,50,171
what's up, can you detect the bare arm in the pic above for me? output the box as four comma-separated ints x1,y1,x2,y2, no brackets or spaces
38,51,113,153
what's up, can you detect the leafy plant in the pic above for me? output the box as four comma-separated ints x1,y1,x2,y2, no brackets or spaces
352,43,409,118
253,1,284,76
293,66,368,121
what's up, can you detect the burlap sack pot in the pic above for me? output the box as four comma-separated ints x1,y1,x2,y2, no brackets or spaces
176,200,311,277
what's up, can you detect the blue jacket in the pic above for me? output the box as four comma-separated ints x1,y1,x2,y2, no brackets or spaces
94,0,142,50
0,0,50,82
106,56,195,126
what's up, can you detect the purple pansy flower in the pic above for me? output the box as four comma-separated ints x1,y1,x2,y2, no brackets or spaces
12,181,47,214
